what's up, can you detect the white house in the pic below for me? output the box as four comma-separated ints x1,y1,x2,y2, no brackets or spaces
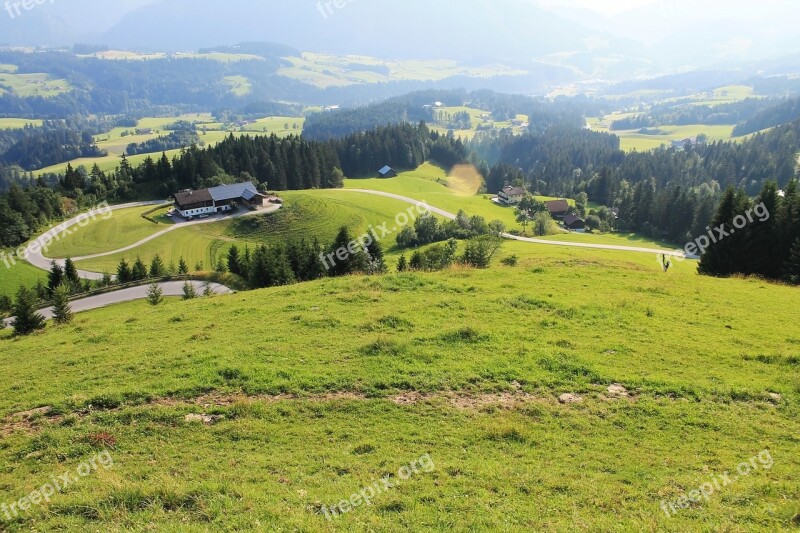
172,182,267,219
498,185,526,205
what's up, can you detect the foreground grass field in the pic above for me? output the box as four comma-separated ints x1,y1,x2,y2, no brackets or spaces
0,244,798,530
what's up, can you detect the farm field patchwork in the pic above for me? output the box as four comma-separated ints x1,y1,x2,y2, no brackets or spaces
279,52,526,88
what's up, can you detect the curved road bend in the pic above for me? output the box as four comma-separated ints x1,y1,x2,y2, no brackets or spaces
341,189,696,259
26,202,281,280
2,281,232,329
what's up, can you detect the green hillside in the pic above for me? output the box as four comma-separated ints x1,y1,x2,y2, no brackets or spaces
1,243,798,531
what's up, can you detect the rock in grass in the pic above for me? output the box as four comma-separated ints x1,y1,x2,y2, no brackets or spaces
558,393,583,404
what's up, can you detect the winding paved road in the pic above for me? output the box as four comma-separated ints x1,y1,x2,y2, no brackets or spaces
341,189,696,259
2,281,232,329
25,201,281,280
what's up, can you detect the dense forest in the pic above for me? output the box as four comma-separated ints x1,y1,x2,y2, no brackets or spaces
732,97,800,136
699,181,800,283
1,129,105,170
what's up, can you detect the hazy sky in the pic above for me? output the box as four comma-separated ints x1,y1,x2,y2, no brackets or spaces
538,0,657,16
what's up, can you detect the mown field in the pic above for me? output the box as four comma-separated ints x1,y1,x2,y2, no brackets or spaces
44,205,173,259
0,243,798,531
0,118,43,130
0,260,45,297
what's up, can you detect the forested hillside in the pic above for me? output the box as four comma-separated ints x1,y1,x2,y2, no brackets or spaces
477,119,800,243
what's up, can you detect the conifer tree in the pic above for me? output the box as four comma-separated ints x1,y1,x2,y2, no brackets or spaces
182,281,197,300
63,258,80,288
131,257,148,280
47,261,64,294
178,257,189,275
117,258,132,284
12,286,45,336
149,254,167,278
397,254,408,272
51,284,73,325
146,283,163,305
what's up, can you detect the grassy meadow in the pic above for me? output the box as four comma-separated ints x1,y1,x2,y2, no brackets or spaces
0,118,43,130
0,260,45,298
0,71,72,98
0,243,798,530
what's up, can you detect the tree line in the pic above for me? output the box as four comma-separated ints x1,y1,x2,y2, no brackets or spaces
699,180,800,283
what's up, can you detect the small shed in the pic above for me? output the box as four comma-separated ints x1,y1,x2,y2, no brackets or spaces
564,214,586,232
378,165,398,179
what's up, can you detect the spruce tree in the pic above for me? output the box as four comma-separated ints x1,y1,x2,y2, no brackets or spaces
63,258,80,288
51,284,73,325
12,286,45,336
146,283,163,305
366,239,386,274
397,255,408,272
178,257,189,275
227,245,241,275
117,258,132,284
182,281,197,300
149,254,167,278
47,261,64,294
132,257,148,280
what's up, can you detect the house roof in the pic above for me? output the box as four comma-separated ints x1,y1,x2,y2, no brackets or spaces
501,186,526,196
378,165,394,175
545,199,570,214
208,182,258,202
173,188,213,207
564,214,585,227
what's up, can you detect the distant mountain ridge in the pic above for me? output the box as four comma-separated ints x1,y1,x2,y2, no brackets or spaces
97,0,636,65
